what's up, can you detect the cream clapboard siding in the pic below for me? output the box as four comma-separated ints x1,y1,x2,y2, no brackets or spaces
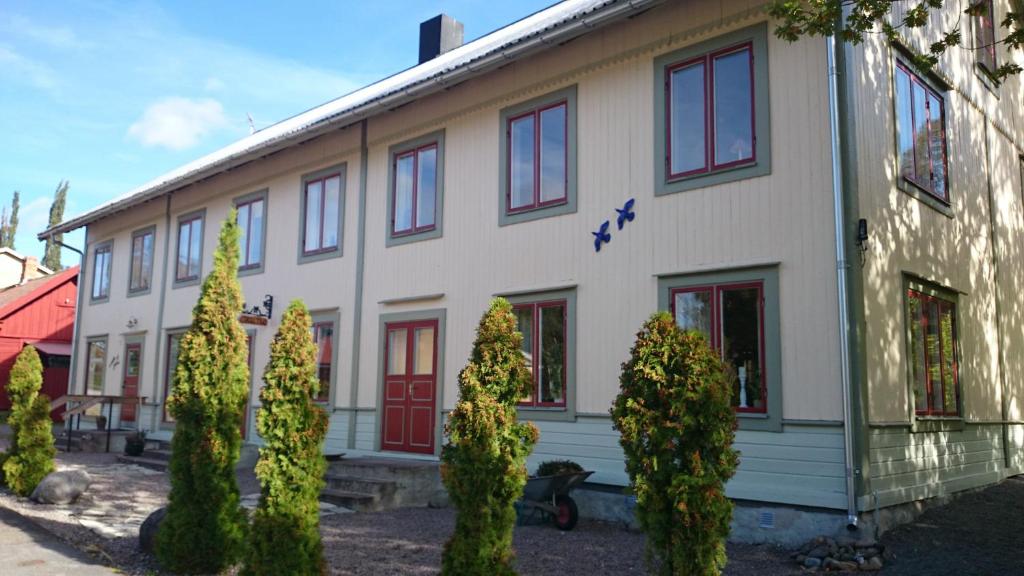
849,1,1024,504
73,1,852,509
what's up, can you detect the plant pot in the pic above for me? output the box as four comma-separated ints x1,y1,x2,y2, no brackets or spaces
125,438,145,457
96,416,107,430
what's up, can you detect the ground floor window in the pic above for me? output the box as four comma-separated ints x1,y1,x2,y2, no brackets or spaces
906,284,960,417
85,338,107,394
671,282,765,413
163,332,184,422
658,266,781,431
504,288,577,419
312,321,334,403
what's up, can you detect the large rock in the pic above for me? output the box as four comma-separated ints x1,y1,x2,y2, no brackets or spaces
30,470,91,504
139,507,167,555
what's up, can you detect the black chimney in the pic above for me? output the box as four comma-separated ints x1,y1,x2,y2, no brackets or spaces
419,14,463,64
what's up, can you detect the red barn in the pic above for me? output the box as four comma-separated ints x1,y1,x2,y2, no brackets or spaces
0,266,78,419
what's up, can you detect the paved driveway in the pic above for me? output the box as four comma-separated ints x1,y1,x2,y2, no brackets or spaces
0,506,118,576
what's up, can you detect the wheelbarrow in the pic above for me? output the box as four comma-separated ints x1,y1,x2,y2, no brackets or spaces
516,470,593,531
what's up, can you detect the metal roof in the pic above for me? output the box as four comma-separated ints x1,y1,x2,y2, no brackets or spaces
40,0,662,239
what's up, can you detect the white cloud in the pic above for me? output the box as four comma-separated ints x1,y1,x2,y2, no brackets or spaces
0,45,58,90
7,15,85,50
127,97,229,150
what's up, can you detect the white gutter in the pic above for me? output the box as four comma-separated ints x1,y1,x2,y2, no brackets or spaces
827,34,859,529
38,0,662,240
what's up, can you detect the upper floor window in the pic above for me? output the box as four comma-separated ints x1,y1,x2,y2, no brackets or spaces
974,0,997,73
128,227,154,294
498,86,578,226
894,62,948,202
394,145,437,235
303,173,341,255
654,24,770,196
312,320,334,403
906,285,960,417
91,241,112,301
176,211,204,285
236,191,266,273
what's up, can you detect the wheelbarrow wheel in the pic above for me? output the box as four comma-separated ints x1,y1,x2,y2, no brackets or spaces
553,495,578,531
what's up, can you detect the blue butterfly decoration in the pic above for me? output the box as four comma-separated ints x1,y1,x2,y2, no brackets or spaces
615,198,636,230
592,220,611,252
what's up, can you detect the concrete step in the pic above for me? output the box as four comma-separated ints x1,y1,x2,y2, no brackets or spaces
117,455,169,472
324,473,398,499
140,449,173,462
319,488,378,511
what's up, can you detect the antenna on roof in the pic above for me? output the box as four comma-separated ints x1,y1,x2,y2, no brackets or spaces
246,113,256,135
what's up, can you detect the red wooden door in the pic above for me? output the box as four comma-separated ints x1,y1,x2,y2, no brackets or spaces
381,320,438,454
121,343,141,422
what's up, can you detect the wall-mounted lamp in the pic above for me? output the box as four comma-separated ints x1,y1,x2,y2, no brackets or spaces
126,317,138,329
855,218,869,265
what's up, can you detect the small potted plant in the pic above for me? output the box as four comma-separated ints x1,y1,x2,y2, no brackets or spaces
125,430,146,457
95,414,107,431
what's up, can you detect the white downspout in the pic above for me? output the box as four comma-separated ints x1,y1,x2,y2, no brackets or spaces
827,33,859,529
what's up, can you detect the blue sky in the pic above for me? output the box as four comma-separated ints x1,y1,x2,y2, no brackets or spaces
0,0,554,265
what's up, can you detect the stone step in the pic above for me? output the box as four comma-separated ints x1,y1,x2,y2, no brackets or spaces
324,473,398,500
319,488,378,511
140,449,173,462
117,455,169,472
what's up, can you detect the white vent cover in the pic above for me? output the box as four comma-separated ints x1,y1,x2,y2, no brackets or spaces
758,511,775,529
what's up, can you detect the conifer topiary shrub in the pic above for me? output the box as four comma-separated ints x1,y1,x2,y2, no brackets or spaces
441,298,539,576
243,300,328,576
611,312,739,576
157,212,250,574
1,345,55,496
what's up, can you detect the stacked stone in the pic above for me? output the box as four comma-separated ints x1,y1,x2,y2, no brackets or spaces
792,535,887,572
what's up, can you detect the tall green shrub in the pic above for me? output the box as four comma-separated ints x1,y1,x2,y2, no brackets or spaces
157,212,250,574
610,312,739,576
1,345,55,495
244,300,328,576
441,298,538,576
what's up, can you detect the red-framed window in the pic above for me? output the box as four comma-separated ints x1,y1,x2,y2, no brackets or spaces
670,281,766,413
974,0,997,72
666,41,755,180
907,289,960,417
129,229,154,293
91,243,112,300
506,101,568,214
311,321,334,403
236,197,265,269
392,143,438,236
894,62,948,201
513,300,567,407
176,215,202,282
302,173,341,255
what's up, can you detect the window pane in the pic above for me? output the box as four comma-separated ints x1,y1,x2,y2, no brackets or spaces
237,203,250,264
101,252,110,297
141,233,153,290
314,323,333,401
177,222,190,279
895,68,916,182
416,147,437,228
189,220,201,277
976,1,997,70
721,286,762,409
669,62,706,174
413,327,434,375
126,347,140,377
514,306,534,403
925,299,942,411
394,154,414,232
939,303,957,414
926,91,946,200
131,237,143,290
510,115,535,209
92,251,103,297
387,329,407,376
713,48,754,165
912,81,931,187
249,200,264,265
539,105,566,203
305,181,322,251
908,293,928,412
165,334,181,422
539,305,565,404
87,341,106,393
674,289,713,342
323,176,340,248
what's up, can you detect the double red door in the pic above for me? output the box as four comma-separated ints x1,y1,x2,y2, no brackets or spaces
381,320,438,454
